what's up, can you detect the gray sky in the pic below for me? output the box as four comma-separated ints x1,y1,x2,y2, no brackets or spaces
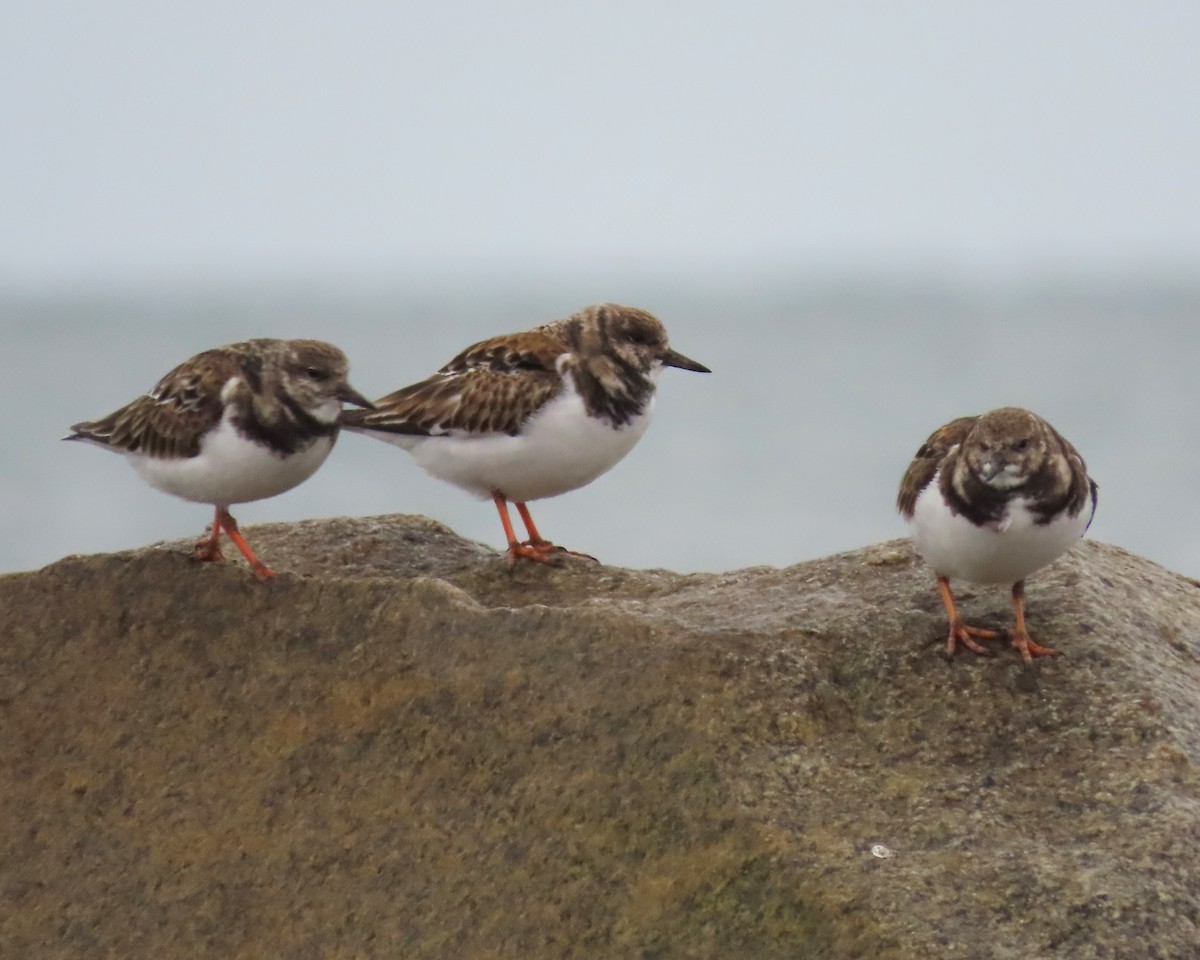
4,1,1200,284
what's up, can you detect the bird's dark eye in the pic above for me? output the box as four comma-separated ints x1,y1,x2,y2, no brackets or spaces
1015,438,1030,451
625,327,655,346
306,366,331,382
978,442,991,453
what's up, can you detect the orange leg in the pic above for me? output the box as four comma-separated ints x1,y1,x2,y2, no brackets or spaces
936,576,999,657
1009,581,1059,662
515,502,550,547
491,494,597,564
516,500,597,563
216,508,275,580
193,507,226,563
493,493,556,563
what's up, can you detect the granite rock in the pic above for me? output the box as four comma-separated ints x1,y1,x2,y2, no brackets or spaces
2,514,1199,958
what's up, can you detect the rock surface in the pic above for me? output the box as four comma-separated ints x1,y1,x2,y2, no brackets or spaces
3,514,1200,959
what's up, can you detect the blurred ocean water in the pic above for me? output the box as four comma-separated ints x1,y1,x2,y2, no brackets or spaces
5,275,1199,578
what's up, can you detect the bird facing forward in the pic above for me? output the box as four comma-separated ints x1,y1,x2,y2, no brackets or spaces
897,407,1097,662
340,303,710,563
65,338,374,580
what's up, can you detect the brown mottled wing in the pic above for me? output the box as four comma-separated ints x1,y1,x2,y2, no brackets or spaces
1047,422,1099,523
896,415,979,518
343,330,568,437
66,348,244,458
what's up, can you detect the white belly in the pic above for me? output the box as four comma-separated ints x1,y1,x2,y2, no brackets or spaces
129,414,336,507
909,477,1094,584
362,386,654,503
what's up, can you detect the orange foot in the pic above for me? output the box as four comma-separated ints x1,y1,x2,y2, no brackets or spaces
506,539,598,565
946,619,1000,657
193,508,276,580
937,577,999,657
192,534,225,563
1009,628,1059,663
1009,580,1058,663
493,494,599,566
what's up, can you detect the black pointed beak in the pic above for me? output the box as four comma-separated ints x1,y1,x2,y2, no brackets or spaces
662,348,711,373
337,383,376,410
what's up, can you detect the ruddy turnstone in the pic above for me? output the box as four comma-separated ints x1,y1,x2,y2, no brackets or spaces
65,338,373,580
897,407,1098,662
340,303,710,563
